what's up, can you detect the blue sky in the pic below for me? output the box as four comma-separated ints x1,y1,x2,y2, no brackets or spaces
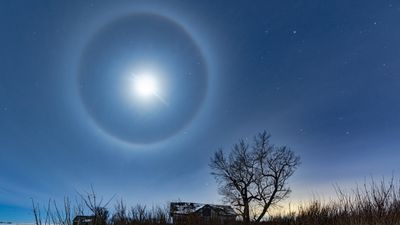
1,0,400,222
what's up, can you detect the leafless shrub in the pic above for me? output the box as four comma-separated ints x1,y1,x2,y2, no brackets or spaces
111,200,129,225
32,197,84,225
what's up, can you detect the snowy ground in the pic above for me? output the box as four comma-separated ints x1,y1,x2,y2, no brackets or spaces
0,223,34,225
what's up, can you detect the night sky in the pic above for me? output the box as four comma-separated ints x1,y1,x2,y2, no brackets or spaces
1,0,400,222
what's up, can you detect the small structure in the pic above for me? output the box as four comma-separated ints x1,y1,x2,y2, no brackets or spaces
73,216,95,225
170,202,236,224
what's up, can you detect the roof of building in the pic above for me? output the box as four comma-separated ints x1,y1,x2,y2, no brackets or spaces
170,202,236,216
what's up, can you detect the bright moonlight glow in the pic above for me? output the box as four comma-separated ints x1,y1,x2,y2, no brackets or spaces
127,70,168,105
133,74,158,98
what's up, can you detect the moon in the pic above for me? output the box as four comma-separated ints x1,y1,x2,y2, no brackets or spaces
134,74,157,97
132,73,158,98
130,72,167,105
77,13,208,145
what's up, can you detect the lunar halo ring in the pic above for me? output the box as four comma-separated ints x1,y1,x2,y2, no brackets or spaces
76,12,209,147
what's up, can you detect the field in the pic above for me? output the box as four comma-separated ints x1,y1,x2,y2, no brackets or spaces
30,177,400,225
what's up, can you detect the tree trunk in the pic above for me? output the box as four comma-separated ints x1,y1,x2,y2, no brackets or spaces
243,197,250,224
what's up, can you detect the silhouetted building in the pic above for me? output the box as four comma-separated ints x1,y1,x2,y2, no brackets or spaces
73,216,95,225
170,202,236,224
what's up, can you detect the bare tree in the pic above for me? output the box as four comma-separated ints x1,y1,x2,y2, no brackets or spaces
209,131,300,223
77,186,114,225
252,131,300,222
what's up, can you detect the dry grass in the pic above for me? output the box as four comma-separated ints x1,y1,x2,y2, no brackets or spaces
32,177,400,225
268,177,400,225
